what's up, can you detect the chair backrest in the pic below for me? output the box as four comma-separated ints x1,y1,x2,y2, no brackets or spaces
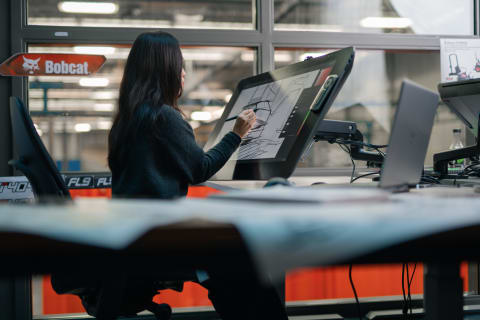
9,96,71,201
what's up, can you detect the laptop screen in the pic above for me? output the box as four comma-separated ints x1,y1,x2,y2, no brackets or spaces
379,80,439,189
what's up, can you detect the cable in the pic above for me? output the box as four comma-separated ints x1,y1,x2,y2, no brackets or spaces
335,139,385,183
350,171,380,183
407,263,417,317
349,264,362,320
460,161,480,177
336,143,356,183
335,139,386,161
349,151,356,183
406,264,411,318
420,176,441,185
335,139,388,150
401,264,408,320
401,263,418,320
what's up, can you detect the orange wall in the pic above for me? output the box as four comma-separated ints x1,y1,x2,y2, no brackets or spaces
41,187,470,314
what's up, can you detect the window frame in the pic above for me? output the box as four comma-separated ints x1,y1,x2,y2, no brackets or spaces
12,0,480,105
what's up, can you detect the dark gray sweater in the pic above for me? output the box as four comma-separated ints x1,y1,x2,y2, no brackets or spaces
111,104,241,199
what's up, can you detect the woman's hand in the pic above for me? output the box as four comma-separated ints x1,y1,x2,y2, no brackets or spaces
233,109,256,138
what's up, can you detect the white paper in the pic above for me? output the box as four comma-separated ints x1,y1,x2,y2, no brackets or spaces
440,38,480,82
210,185,390,204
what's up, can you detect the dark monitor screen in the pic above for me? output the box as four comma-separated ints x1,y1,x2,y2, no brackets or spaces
438,78,480,137
205,47,355,180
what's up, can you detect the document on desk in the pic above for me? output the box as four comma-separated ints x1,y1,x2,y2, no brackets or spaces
209,185,390,204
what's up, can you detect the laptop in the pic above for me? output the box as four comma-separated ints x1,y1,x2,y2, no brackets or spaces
378,79,439,191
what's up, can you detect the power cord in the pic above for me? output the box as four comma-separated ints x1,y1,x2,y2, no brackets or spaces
349,264,362,320
350,171,381,183
402,263,417,320
334,139,385,183
420,175,441,185
336,143,356,183
407,263,417,318
402,263,407,320
460,161,480,177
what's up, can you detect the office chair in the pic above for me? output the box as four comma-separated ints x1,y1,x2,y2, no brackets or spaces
8,96,71,202
8,96,173,320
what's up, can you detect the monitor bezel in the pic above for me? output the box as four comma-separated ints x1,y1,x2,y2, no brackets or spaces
204,47,355,180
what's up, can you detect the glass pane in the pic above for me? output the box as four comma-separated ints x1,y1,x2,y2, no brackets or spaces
28,0,254,29
28,44,255,175
274,0,473,35
275,48,464,168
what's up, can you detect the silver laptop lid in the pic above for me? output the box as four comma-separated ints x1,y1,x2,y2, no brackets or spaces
379,79,439,189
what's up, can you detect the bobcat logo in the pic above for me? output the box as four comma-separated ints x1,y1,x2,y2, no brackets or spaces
22,57,40,74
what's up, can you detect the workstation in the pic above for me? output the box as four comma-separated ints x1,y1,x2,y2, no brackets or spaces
3,1,480,320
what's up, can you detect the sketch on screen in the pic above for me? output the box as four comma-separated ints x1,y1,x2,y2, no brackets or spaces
216,70,320,160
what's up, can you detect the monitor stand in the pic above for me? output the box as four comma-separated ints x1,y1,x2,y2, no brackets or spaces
433,117,480,178
313,119,384,167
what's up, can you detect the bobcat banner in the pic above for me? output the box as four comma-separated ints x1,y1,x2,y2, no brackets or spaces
0,53,106,76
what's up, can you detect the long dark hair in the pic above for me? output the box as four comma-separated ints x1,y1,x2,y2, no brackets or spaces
108,31,184,171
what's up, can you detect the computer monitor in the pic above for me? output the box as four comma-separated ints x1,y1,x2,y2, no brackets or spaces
435,79,480,175
205,47,355,180
438,79,480,137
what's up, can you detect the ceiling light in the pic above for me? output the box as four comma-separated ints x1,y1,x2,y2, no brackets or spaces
79,78,109,87
275,52,293,62
90,90,117,100
74,123,91,132
188,89,233,101
58,2,119,14
93,103,115,111
96,120,112,130
191,111,212,121
241,52,255,62
240,52,292,63
74,46,116,55
174,13,204,23
182,52,225,61
360,17,412,29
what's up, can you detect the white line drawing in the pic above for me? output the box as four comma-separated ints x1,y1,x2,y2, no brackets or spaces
236,71,319,160
216,69,321,160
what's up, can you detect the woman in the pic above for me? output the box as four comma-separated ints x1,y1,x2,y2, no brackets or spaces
108,32,255,199
108,31,288,320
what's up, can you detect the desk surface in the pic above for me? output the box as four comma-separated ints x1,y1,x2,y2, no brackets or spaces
1,183,480,280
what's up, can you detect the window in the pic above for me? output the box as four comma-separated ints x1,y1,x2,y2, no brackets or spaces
28,44,255,171
274,0,474,35
28,0,255,29
275,48,464,168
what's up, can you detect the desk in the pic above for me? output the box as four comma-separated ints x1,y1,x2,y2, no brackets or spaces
1,185,480,320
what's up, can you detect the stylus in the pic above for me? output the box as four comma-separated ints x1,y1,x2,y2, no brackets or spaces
225,108,260,122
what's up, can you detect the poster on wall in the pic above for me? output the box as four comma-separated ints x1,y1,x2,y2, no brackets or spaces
440,38,480,83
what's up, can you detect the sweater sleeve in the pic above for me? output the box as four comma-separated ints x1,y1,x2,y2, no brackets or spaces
157,106,241,184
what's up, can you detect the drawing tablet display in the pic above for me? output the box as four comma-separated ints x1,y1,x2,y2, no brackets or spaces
205,47,355,180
